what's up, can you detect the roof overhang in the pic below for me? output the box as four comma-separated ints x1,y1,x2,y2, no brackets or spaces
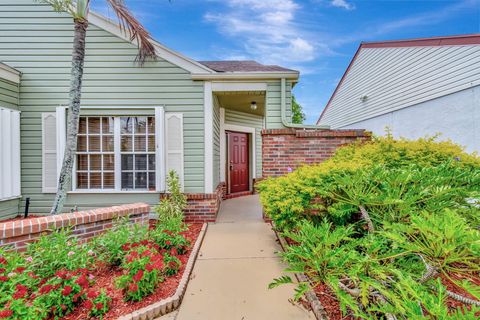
191,71,300,81
0,62,21,84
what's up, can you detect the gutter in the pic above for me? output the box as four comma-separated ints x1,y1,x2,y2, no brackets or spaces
191,72,300,81
280,78,330,129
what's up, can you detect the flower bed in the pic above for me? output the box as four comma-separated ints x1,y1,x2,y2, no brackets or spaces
0,217,203,319
260,136,480,319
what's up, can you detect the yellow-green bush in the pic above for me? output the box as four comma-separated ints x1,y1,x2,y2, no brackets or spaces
258,135,480,230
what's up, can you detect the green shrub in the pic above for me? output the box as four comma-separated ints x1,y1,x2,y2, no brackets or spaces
261,136,480,318
154,170,187,225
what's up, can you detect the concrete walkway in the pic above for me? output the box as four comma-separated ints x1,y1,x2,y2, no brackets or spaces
161,195,313,320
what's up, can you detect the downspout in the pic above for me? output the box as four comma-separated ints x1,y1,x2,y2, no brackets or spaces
280,78,330,129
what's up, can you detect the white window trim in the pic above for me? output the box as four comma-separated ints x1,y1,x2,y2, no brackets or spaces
64,106,166,193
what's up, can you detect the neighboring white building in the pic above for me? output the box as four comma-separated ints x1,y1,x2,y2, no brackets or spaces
317,34,480,154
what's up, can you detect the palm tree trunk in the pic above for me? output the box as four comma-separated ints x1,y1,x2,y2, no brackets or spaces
50,19,88,215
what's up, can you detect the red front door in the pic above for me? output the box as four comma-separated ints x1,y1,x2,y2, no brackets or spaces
228,131,249,193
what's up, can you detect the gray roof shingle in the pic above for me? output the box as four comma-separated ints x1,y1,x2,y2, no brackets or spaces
198,60,297,73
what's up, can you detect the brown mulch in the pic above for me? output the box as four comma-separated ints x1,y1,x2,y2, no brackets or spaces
62,223,203,320
441,272,480,311
313,283,355,320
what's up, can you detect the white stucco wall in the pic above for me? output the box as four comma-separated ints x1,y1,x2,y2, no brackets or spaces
342,85,480,154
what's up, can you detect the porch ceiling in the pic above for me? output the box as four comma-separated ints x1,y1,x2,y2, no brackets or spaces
215,91,266,116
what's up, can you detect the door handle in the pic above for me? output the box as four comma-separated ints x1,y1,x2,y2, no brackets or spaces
229,164,233,171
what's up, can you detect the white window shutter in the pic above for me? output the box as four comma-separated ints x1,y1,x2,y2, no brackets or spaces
0,108,21,200
155,107,166,192
42,113,57,193
165,113,184,190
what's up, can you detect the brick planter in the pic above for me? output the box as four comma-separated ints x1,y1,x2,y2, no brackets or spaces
262,128,371,178
176,183,225,223
0,203,150,251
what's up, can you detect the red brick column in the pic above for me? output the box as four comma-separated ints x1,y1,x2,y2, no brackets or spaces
261,128,370,178
0,203,150,251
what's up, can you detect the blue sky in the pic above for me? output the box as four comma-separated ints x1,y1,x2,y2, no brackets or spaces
94,0,480,124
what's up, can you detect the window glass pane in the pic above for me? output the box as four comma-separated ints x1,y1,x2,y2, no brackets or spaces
121,136,132,152
135,172,147,189
77,173,88,189
90,154,102,171
102,136,113,152
135,155,147,170
122,172,133,189
77,154,88,171
148,135,155,152
134,136,146,152
89,136,101,152
102,117,114,134
88,117,101,134
103,154,114,171
104,173,114,188
78,136,87,152
122,155,133,170
135,117,147,134
148,173,156,190
121,117,133,134
147,117,155,134
79,118,87,134
148,155,155,171
90,173,102,188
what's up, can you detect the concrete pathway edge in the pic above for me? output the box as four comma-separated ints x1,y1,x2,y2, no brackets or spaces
118,223,208,320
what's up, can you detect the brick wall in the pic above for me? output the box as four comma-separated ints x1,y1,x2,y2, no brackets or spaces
0,203,150,251
262,128,371,177
183,183,225,223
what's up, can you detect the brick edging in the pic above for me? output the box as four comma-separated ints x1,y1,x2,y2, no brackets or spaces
273,224,329,320
117,223,208,320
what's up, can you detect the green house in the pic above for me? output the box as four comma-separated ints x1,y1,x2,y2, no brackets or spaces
0,0,300,221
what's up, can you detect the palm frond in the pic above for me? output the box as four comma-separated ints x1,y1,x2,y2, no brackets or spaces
106,0,156,64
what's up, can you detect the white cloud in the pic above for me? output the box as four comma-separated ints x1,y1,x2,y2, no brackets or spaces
204,0,319,65
331,0,355,10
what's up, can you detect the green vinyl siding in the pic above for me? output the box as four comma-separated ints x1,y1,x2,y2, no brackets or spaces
0,0,204,214
0,198,20,220
0,77,19,110
266,80,292,129
224,109,263,178
212,96,221,188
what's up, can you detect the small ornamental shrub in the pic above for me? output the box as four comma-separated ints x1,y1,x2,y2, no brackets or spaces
163,253,181,276
261,136,480,319
154,170,187,224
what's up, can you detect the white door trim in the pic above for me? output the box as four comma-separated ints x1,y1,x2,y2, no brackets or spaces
222,123,257,190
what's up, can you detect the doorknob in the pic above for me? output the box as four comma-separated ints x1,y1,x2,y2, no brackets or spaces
229,164,233,171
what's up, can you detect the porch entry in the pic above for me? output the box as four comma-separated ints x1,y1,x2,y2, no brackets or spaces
226,131,249,193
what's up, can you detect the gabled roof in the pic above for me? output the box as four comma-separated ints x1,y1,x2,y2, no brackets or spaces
89,11,298,80
317,34,480,125
198,60,297,73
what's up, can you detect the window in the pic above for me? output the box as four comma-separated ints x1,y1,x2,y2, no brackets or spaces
76,116,156,191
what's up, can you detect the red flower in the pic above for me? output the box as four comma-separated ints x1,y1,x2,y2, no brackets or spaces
39,278,47,286
165,240,172,246
75,274,89,289
13,284,28,299
132,270,144,282
0,276,7,282
14,267,25,273
0,257,6,265
141,249,151,257
153,260,164,270
62,285,73,296
55,270,69,279
170,248,178,256
84,300,94,310
0,309,13,318
95,302,104,310
145,264,154,272
27,272,38,279
0,268,5,274
87,290,99,299
39,284,54,295
73,293,82,302
60,304,67,311
129,283,138,292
